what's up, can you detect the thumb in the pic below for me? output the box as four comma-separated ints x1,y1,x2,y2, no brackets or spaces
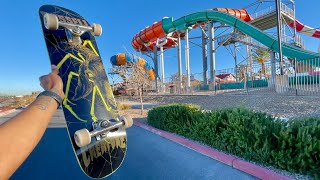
51,65,59,75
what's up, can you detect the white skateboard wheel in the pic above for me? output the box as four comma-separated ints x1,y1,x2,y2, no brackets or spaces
120,115,133,129
44,13,59,30
91,23,102,36
74,129,91,147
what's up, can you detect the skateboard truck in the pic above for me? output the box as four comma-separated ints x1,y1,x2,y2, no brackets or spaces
43,13,102,44
91,120,110,141
74,115,133,148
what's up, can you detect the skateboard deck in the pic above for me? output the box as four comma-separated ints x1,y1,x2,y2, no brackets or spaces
39,5,132,178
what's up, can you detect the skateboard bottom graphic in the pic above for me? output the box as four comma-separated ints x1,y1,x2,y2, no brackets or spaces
39,4,133,178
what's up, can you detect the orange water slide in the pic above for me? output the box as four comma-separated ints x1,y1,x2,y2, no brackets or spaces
132,20,167,51
132,8,252,52
213,8,252,22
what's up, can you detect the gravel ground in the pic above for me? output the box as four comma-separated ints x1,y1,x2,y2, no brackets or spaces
118,109,148,120
118,94,320,119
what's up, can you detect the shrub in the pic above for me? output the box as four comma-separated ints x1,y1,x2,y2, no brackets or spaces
148,104,202,134
147,104,320,178
271,118,320,177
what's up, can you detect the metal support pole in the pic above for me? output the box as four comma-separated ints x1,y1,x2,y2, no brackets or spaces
160,46,165,93
234,43,238,82
247,37,253,85
177,34,183,93
185,29,191,93
153,45,159,92
294,58,298,95
202,28,208,86
208,22,216,92
282,21,286,43
276,0,284,75
291,0,297,44
245,41,250,93
270,51,276,91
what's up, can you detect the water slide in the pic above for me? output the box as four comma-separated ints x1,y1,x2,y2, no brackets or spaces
132,8,320,62
286,17,320,38
110,53,155,80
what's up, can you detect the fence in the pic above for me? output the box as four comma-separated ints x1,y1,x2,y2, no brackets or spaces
159,57,320,96
251,2,294,20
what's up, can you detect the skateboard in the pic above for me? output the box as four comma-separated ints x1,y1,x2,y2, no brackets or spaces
39,5,133,178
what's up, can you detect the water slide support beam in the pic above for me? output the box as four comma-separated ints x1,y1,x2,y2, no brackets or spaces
291,0,297,44
234,43,238,82
270,51,276,90
153,45,159,92
159,46,165,93
185,29,191,93
202,26,208,86
177,34,183,93
276,0,284,75
208,22,216,92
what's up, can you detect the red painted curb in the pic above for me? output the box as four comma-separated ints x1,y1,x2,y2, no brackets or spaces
233,159,291,180
133,121,293,180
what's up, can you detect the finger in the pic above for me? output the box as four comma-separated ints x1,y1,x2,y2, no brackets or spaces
51,65,59,75
40,77,47,89
39,75,46,82
40,75,52,89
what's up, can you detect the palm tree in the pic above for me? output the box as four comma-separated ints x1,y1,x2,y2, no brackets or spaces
252,48,270,79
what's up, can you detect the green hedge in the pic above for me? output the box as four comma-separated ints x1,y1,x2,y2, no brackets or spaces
147,104,320,178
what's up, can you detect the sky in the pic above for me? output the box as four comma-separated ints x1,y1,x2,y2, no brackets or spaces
0,0,319,95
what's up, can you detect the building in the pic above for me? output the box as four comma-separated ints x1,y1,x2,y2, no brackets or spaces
216,73,236,84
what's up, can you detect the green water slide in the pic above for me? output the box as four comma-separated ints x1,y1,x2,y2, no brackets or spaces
162,10,320,62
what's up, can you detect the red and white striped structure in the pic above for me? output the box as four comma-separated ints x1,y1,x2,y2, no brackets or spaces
287,19,320,38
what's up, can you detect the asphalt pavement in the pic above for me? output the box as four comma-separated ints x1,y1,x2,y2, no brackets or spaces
1,110,255,180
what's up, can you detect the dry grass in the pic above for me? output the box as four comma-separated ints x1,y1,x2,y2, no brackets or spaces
118,109,149,123
0,94,38,111
117,103,132,110
0,106,14,113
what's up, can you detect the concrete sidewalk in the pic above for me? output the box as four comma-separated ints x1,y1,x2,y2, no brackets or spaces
0,109,66,127
118,100,158,110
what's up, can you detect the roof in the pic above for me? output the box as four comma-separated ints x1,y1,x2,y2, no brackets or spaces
216,73,234,79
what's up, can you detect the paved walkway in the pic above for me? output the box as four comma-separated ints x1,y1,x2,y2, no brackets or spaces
0,109,66,127
2,111,255,179
118,100,158,109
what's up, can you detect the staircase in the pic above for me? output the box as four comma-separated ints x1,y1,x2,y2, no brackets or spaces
216,30,268,50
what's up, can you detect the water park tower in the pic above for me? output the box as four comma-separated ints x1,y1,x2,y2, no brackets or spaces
130,0,319,93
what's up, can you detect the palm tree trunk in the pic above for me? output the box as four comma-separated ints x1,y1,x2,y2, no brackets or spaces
262,63,266,78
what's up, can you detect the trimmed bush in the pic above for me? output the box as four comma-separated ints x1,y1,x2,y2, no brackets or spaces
148,104,202,134
147,104,320,178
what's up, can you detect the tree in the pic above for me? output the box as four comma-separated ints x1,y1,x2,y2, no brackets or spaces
252,48,270,79
126,63,151,115
238,64,247,82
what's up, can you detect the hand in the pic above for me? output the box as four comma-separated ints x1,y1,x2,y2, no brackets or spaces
39,65,64,99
